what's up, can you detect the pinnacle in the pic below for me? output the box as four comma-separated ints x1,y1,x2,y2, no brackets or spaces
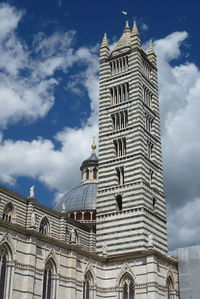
147,39,155,55
124,21,131,33
101,33,109,47
132,21,139,36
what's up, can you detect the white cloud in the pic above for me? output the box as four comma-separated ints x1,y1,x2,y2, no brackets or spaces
0,123,98,192
0,2,99,195
155,32,200,249
0,3,98,128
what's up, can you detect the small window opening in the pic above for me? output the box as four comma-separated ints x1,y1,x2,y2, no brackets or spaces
86,168,89,180
116,195,122,211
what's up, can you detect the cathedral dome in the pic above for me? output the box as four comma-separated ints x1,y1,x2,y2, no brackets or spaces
54,142,98,223
55,182,97,213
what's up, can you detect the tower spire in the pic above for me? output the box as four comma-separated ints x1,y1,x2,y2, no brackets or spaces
101,33,108,48
100,33,109,61
124,20,131,33
147,39,157,65
132,21,139,36
131,21,140,47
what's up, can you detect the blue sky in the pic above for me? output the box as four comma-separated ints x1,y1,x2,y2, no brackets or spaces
0,0,200,250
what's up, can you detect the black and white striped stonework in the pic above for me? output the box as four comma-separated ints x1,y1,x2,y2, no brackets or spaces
96,25,168,256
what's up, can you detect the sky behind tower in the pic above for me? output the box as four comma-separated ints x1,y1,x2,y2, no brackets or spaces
0,0,200,251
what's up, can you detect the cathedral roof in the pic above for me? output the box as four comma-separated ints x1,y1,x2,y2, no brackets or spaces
55,183,97,213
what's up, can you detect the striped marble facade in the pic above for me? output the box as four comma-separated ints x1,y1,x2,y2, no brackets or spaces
96,22,168,256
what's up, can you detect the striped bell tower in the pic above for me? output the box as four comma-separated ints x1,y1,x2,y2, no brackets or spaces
96,21,168,256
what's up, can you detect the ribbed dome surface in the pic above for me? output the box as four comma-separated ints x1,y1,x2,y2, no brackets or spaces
55,183,97,213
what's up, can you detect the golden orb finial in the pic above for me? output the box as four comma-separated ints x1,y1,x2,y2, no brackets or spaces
91,137,97,151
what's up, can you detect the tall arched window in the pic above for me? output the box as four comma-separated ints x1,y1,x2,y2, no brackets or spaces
0,247,7,299
0,243,13,299
42,259,56,299
39,217,50,236
83,271,94,299
120,274,135,299
2,203,15,222
166,276,174,299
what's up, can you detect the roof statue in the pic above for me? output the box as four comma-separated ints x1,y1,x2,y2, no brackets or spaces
29,185,35,198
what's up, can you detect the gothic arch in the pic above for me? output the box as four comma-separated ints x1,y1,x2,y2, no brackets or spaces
44,249,58,274
0,234,14,261
2,202,16,222
116,263,136,286
83,269,95,299
39,216,51,236
166,272,175,299
116,264,136,299
0,240,14,299
166,268,176,290
83,262,96,284
118,272,135,299
42,256,58,299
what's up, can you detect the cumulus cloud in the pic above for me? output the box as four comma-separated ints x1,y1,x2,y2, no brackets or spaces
155,32,200,250
0,123,98,192
0,3,99,197
0,3,98,128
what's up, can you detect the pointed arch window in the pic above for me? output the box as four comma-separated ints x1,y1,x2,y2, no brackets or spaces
120,274,135,299
166,276,174,299
2,203,15,222
0,248,7,299
39,217,50,236
83,271,94,299
42,259,56,299
0,244,13,299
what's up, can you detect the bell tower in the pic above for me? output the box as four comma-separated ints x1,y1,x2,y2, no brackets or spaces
96,21,168,256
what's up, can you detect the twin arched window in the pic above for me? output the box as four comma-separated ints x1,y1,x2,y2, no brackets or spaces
39,217,50,236
120,274,135,299
2,203,15,222
83,272,93,299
